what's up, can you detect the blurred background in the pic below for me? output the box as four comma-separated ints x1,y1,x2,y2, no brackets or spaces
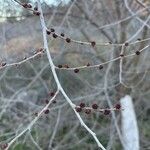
0,0,150,149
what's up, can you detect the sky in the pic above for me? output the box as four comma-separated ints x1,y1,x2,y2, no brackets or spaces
28,0,70,6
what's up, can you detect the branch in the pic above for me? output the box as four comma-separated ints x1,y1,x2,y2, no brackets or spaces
5,89,59,150
37,0,106,149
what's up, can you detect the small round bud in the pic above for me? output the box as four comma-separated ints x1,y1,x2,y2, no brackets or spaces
120,54,124,57
50,28,55,32
58,65,63,68
92,103,98,109
49,92,55,97
44,109,49,114
115,104,121,110
86,63,90,66
75,107,82,112
104,109,110,115
79,102,85,108
137,38,141,41
46,29,51,35
91,41,96,47
99,65,103,70
135,51,140,55
34,6,38,11
60,33,65,37
74,68,79,73
66,38,71,43
124,42,129,46
52,33,58,38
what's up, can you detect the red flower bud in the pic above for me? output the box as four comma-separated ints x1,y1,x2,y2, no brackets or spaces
66,38,71,43
74,68,79,73
104,109,110,115
115,104,121,110
135,51,140,55
75,107,82,112
79,102,85,108
92,103,98,109
44,109,50,114
99,65,103,70
91,41,96,47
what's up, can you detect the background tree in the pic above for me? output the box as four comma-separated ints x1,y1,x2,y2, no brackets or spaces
0,0,150,149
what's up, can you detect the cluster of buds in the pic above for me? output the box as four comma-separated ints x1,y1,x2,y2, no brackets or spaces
22,3,32,9
43,91,57,115
46,28,55,35
33,90,57,116
57,64,80,73
20,2,40,16
46,28,72,44
57,63,104,73
10,0,147,50
75,102,122,115
46,28,105,48
48,91,57,101
57,64,69,68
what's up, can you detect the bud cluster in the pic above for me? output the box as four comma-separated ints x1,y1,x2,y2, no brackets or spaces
33,90,57,116
19,1,41,16
75,102,122,115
